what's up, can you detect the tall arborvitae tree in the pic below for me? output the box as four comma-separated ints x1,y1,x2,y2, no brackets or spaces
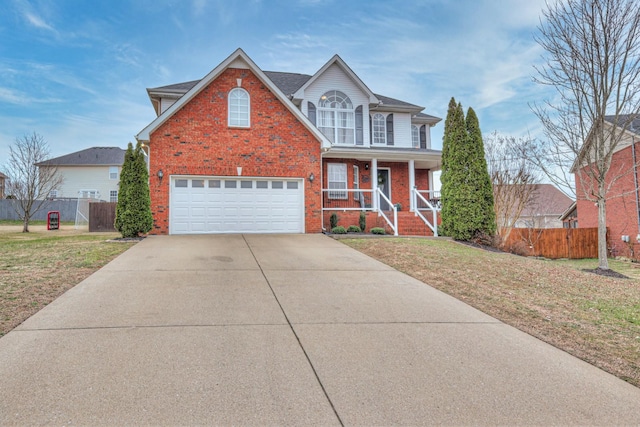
115,142,153,238
440,98,468,238
441,99,496,240
465,107,496,237
114,143,134,235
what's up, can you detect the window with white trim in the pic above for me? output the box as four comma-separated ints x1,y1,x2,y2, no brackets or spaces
372,113,386,144
79,190,99,199
412,125,420,148
228,88,250,127
49,190,58,198
318,91,355,144
109,166,118,180
353,165,359,201
110,190,118,202
328,163,347,199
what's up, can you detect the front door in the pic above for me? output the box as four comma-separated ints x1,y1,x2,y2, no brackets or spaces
378,169,391,210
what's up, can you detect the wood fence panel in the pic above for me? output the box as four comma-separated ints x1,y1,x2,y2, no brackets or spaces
89,202,116,232
503,227,603,259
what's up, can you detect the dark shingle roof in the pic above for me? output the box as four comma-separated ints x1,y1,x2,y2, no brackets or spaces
37,147,126,166
604,114,640,133
522,184,574,216
148,70,433,112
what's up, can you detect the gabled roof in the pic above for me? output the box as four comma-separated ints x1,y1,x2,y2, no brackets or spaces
36,147,126,166
137,48,331,148
521,184,574,216
291,54,379,105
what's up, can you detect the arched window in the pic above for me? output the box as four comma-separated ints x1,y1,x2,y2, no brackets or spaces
372,113,387,144
228,88,250,127
318,90,354,144
412,125,420,147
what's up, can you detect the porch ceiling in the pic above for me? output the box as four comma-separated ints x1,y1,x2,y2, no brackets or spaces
322,147,442,170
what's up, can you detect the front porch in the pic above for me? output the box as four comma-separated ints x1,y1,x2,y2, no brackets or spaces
321,161,441,236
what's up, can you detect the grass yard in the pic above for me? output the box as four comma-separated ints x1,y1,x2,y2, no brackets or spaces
341,237,640,388
0,225,136,336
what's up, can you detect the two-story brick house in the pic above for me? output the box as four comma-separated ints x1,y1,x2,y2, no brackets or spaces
137,48,442,235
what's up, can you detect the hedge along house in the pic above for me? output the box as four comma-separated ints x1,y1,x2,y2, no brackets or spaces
136,48,442,235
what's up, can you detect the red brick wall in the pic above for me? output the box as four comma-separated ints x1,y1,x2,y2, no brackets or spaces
148,67,322,234
576,142,640,257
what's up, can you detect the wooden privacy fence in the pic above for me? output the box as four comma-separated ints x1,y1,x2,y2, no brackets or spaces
503,227,605,259
89,202,117,232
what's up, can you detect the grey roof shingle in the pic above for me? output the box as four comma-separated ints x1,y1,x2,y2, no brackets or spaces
148,70,435,112
37,147,126,166
605,114,640,133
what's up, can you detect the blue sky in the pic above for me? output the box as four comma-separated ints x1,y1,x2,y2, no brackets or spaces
1,0,549,168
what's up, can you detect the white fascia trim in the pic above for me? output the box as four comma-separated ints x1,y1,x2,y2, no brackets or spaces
136,48,331,148
292,54,379,105
323,147,442,162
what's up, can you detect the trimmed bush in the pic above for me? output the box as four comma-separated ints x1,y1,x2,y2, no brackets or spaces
371,227,386,235
330,212,338,229
347,225,362,233
359,211,366,232
331,226,347,234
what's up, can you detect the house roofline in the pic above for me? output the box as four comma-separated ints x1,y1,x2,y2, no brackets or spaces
136,48,331,149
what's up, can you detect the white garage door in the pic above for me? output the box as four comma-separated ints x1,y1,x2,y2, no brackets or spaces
170,177,305,234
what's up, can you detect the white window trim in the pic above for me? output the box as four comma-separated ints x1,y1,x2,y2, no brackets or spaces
109,166,118,180
328,163,348,199
79,189,99,199
228,88,250,128
318,91,355,145
372,113,386,145
353,165,359,201
110,190,118,202
411,125,419,148
49,189,58,198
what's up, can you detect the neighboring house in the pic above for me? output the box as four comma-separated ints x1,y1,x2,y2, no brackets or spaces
560,202,578,229
573,114,640,257
514,184,574,229
0,172,6,199
36,147,126,202
136,48,442,235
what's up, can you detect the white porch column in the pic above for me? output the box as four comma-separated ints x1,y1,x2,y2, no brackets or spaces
409,160,415,212
371,158,378,211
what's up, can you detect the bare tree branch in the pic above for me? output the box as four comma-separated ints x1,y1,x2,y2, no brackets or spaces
4,132,64,232
532,0,640,269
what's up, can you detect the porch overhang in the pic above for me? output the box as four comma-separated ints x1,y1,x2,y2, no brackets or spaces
322,146,442,170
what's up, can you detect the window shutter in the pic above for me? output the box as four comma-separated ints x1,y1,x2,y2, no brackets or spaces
355,106,363,145
386,114,394,146
308,102,316,125
420,125,427,149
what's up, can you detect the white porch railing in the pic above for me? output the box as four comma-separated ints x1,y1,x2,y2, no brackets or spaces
412,188,440,236
321,188,398,236
376,188,398,236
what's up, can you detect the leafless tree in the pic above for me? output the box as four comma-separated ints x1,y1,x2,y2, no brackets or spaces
530,0,640,270
4,133,64,232
485,132,539,247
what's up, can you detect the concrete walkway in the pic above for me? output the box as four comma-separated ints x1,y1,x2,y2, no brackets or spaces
0,234,638,425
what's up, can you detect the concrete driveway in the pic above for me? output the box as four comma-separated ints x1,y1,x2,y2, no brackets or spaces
0,234,639,425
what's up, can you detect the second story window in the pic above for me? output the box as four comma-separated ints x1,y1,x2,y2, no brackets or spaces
109,166,118,180
372,113,386,144
318,90,354,144
412,125,420,148
229,88,250,127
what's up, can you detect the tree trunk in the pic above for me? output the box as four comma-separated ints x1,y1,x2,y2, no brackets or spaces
22,216,30,233
598,199,609,269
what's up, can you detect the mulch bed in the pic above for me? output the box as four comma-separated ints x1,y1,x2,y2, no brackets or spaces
582,267,630,279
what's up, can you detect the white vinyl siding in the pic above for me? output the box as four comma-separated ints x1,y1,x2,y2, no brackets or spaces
42,165,120,201
301,64,371,144
328,163,347,199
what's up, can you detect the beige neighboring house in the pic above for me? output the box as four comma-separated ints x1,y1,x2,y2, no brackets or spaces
36,147,126,202
514,184,574,229
0,172,6,199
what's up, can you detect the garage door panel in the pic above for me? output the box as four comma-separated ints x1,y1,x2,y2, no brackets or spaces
170,177,304,234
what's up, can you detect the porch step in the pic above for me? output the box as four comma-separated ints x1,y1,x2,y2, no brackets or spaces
382,211,436,236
